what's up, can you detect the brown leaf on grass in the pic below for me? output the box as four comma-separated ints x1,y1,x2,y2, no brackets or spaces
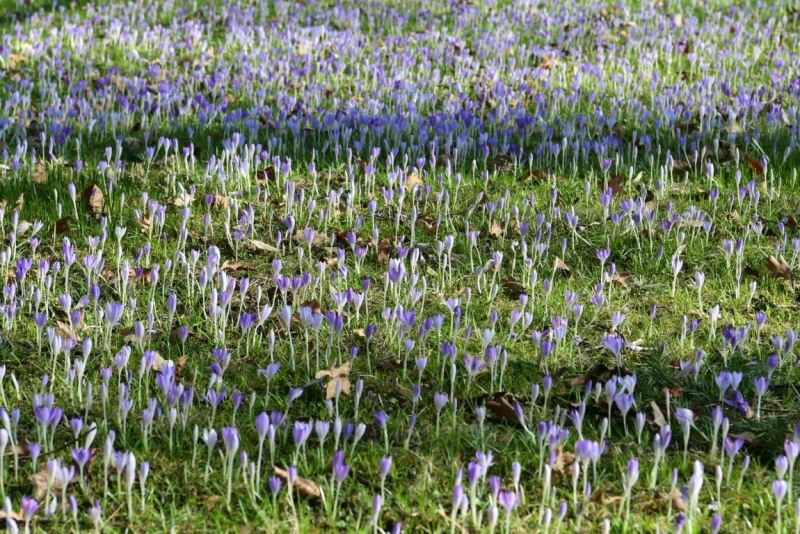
0,508,23,521
501,276,526,298
650,401,668,427
51,216,74,235
151,352,167,371
671,156,695,175
554,257,571,277
213,194,230,211
32,162,48,184
607,175,626,196
552,446,576,474
730,431,757,444
489,219,503,239
56,320,78,341
746,156,764,176
29,464,77,500
605,271,634,288
766,256,792,281
138,212,152,234
221,260,248,272
405,172,424,192
539,56,556,70
563,375,589,387
206,495,223,512
591,491,623,506
255,165,276,184
299,299,323,314
273,466,321,499
168,193,194,207
787,216,799,228
661,385,683,399
247,239,279,253
672,488,686,512
417,215,438,234
522,168,549,184
8,54,27,69
743,266,761,278
175,355,188,376
487,394,524,424
377,239,391,264
82,184,104,217
293,228,326,246
314,360,351,400
130,267,153,285
488,154,514,174
15,193,24,211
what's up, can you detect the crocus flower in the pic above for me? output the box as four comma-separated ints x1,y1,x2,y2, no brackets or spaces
754,376,770,420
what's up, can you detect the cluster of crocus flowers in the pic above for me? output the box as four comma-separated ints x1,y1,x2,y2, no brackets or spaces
0,0,799,531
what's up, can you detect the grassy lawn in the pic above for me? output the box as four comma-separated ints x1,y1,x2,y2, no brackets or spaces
0,0,799,532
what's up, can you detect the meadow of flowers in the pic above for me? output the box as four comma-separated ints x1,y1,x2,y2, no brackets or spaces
0,0,799,531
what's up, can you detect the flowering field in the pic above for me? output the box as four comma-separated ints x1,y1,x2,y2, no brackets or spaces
0,0,800,531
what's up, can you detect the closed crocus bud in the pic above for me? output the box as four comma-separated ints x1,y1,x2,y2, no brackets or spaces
774,479,788,501
126,452,136,491
710,513,722,534
776,455,789,480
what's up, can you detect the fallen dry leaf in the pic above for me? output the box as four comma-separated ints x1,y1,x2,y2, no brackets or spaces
766,256,792,282
489,219,503,239
299,299,323,314
273,466,321,499
555,257,571,277
552,446,576,474
661,385,683,399
377,239,391,264
650,401,667,427
0,508,23,521
255,166,277,184
405,172,424,192
606,271,634,288
151,352,167,371
607,175,626,196
591,491,623,506
138,212,152,234
32,162,48,184
487,394,524,424
672,488,686,512
29,463,77,500
314,360,351,400
83,184,104,217
729,431,757,444
746,156,764,176
169,193,194,207
247,239,279,253
293,228,326,246
221,260,248,272
501,276,526,298
743,266,760,278
563,375,588,387
206,495,223,512
51,216,74,235
214,194,230,210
